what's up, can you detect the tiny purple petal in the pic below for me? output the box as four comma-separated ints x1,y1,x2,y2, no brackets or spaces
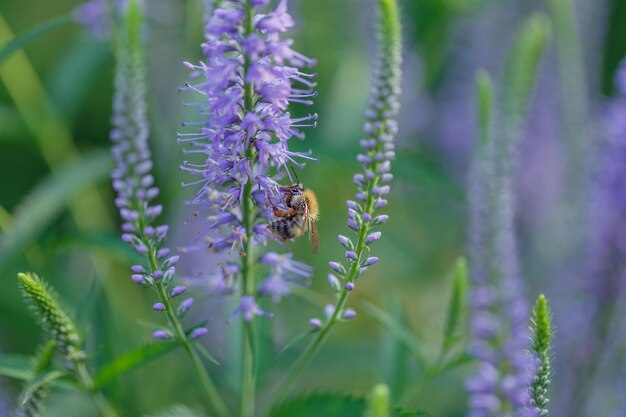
152,330,171,340
342,309,357,319
338,234,351,248
190,327,209,339
374,215,389,224
329,262,345,274
153,302,165,311
345,251,357,260
309,318,322,329
345,282,355,291
171,286,186,297
327,274,341,292
363,257,379,266
131,274,145,284
365,232,382,243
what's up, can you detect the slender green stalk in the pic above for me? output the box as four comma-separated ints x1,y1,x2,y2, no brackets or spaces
263,0,401,413
240,2,257,416
263,79,384,417
151,256,232,417
75,362,120,417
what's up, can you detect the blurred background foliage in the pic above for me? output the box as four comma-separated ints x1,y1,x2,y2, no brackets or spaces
0,0,625,416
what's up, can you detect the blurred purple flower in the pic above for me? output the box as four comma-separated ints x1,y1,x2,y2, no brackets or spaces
232,296,270,321
73,0,127,39
179,0,317,317
466,78,533,417
555,57,626,417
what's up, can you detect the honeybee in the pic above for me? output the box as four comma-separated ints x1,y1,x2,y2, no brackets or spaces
268,179,319,254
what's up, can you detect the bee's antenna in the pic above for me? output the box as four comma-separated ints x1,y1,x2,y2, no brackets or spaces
290,166,300,186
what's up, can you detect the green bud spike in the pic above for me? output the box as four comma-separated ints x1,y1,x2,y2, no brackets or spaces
530,294,553,416
17,273,85,362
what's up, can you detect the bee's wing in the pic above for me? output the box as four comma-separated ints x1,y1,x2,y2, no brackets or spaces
308,219,319,255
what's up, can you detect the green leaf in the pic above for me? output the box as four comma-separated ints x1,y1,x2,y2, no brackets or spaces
20,370,66,405
192,342,220,366
280,329,314,354
0,354,33,380
442,257,468,351
379,301,409,401
274,394,429,417
51,232,144,265
273,394,365,417
0,14,72,65
93,342,178,388
361,300,426,368
0,151,114,268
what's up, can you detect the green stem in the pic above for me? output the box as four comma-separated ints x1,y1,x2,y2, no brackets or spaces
154,278,232,417
240,2,256,416
75,362,120,417
263,161,380,417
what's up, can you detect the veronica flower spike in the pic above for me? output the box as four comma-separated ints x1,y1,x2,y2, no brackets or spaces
263,0,402,414
179,0,318,309
109,2,229,416
180,1,318,416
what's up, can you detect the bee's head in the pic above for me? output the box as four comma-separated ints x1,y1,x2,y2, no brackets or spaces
283,184,304,194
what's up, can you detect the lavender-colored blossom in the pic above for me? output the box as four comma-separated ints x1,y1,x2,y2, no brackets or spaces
152,330,172,340
308,318,322,329
179,0,317,316
466,78,534,417
110,0,198,330
73,0,126,39
554,58,626,417
190,327,209,339
232,296,270,321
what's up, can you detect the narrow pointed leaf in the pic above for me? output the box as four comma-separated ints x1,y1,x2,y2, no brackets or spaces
0,151,113,268
94,342,178,388
0,14,72,64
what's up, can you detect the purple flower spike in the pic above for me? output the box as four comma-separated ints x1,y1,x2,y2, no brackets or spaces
323,0,401,329
153,302,165,312
152,330,171,340
179,0,318,316
190,327,209,339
